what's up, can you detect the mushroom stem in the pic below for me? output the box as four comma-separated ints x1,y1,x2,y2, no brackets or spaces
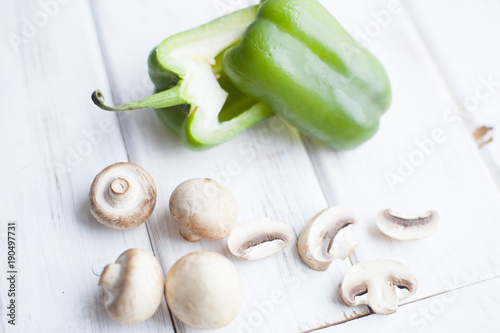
106,177,135,203
109,177,131,201
110,178,129,195
329,225,357,260
367,285,399,314
180,227,201,242
98,264,122,290
89,162,157,230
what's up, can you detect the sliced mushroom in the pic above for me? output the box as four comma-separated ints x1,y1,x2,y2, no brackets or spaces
297,206,357,271
340,260,418,315
98,248,164,323
89,162,157,230
169,178,238,242
228,218,294,260
165,251,243,330
376,209,439,241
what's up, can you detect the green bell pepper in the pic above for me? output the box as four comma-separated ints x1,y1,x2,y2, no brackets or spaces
223,0,392,149
92,6,273,150
92,0,391,150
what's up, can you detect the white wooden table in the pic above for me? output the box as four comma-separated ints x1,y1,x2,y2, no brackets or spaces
2,0,500,332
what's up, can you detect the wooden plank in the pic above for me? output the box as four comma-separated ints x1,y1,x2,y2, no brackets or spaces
315,276,500,333
404,0,500,183
304,0,500,301
0,0,173,331
3,0,497,331
89,0,364,332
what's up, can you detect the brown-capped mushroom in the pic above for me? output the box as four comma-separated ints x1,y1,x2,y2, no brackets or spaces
228,218,294,260
165,251,243,329
376,209,439,241
340,260,418,315
89,162,157,230
297,206,357,271
98,248,164,323
169,178,238,242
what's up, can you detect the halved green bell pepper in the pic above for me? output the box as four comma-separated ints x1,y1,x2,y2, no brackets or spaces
92,6,273,150
92,0,391,150
223,0,392,149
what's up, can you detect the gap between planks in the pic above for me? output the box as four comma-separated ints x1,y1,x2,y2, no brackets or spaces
85,0,161,259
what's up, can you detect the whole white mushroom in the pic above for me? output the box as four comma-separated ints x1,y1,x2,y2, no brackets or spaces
98,248,164,323
89,162,157,230
165,251,243,329
169,178,238,242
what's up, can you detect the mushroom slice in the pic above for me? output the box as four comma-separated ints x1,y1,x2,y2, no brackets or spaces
297,206,357,271
165,251,243,330
376,209,439,241
228,218,294,260
99,249,164,323
340,260,418,315
89,162,157,230
169,178,238,242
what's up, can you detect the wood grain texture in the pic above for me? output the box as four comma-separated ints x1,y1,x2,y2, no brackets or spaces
404,0,500,183
315,276,500,333
0,0,173,332
1,0,500,331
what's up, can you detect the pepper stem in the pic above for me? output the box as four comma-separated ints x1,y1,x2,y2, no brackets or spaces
91,85,185,111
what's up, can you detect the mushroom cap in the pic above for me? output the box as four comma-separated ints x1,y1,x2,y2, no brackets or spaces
98,248,164,323
228,218,294,260
297,205,357,271
376,209,439,241
89,162,157,230
169,178,238,241
340,260,418,315
165,251,243,329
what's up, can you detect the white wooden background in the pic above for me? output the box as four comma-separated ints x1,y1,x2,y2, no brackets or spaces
1,0,499,332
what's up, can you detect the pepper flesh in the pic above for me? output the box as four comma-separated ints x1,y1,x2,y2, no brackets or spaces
223,0,392,149
92,6,273,150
